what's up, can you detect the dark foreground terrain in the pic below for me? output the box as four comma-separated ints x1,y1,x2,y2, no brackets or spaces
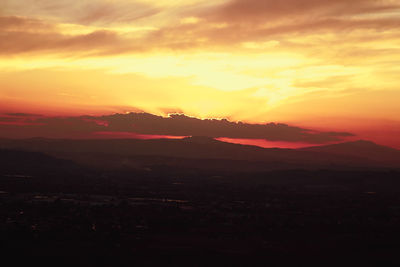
2,149,400,266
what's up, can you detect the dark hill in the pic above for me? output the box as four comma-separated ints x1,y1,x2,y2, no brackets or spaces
302,140,400,165
0,149,81,174
1,138,399,170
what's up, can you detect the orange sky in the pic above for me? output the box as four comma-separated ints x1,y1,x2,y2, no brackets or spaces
1,0,399,148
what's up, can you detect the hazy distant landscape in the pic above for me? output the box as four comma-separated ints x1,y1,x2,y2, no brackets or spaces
2,136,400,266
2,135,400,170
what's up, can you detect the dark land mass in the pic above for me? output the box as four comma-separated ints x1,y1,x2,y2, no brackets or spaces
1,137,400,170
1,138,400,266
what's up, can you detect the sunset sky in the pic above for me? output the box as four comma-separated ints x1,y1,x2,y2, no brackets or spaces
1,0,400,148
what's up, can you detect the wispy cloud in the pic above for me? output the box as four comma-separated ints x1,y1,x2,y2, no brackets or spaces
1,0,399,55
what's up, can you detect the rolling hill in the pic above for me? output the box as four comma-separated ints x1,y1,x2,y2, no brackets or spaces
0,137,399,171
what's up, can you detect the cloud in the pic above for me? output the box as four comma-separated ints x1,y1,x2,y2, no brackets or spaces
161,0,400,47
0,112,353,144
0,16,54,32
118,0,400,53
77,1,160,25
1,0,161,26
0,16,122,55
204,0,399,22
5,113,43,117
1,0,400,56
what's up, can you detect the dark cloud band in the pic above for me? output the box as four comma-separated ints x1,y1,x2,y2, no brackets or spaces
0,112,353,144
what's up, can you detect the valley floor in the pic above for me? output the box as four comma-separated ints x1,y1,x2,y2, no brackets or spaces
1,169,400,266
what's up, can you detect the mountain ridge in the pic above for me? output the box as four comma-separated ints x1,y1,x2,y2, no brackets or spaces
302,139,400,165
0,137,399,170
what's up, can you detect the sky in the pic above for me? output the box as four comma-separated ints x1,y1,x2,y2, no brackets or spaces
0,0,399,148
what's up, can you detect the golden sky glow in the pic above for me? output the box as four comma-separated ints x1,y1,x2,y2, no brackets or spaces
1,0,400,147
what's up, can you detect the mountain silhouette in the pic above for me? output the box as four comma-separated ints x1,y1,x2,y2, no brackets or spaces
1,138,399,170
302,140,400,165
182,136,220,144
0,149,81,174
